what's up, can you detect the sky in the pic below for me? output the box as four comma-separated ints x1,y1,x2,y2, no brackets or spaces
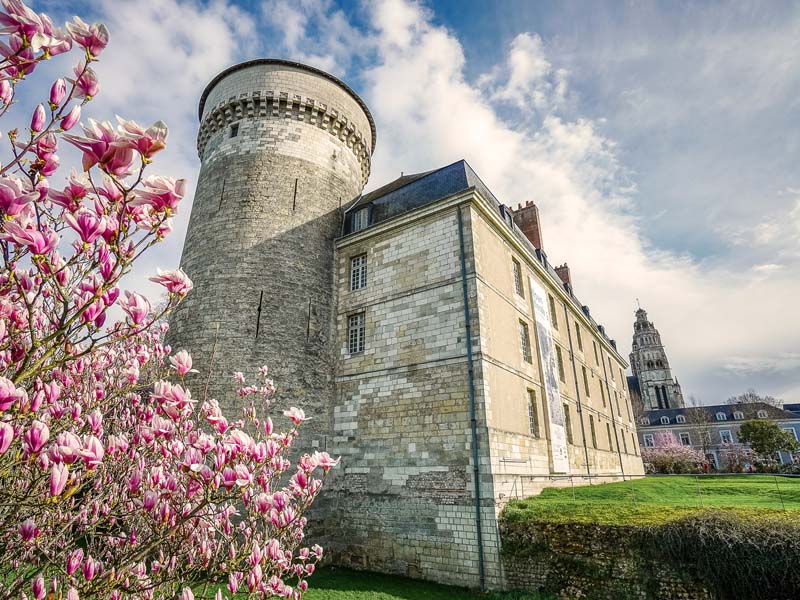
30,0,800,403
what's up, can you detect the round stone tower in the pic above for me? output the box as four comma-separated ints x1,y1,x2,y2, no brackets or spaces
169,59,375,436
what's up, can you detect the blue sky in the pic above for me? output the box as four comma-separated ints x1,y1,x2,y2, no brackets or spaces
33,0,800,403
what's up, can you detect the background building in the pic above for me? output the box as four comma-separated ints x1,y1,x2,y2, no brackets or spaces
169,59,644,590
637,402,800,468
629,307,684,411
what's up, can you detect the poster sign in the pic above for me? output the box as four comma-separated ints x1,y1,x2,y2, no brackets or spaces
530,277,571,473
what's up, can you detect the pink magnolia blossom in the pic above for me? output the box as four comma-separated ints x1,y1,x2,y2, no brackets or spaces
50,462,68,496
283,407,309,426
1,221,59,255
19,517,39,542
120,291,150,325
0,175,38,217
66,589,78,600
30,103,46,132
64,118,134,175
131,175,186,213
80,435,104,468
0,421,14,453
0,0,42,39
149,268,193,296
69,64,100,99
32,574,45,600
65,208,105,244
23,420,49,454
65,16,108,57
169,350,197,376
49,78,66,106
0,376,24,411
66,549,83,576
60,104,80,131
115,116,168,159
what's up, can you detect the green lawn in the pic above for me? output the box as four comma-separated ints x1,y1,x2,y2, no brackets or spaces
504,475,800,525
300,568,548,600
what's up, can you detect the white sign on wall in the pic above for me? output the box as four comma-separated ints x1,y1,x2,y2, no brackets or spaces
530,277,571,474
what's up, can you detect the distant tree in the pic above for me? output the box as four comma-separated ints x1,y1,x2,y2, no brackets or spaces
685,397,714,458
641,431,706,474
738,420,799,460
727,388,781,408
720,443,758,473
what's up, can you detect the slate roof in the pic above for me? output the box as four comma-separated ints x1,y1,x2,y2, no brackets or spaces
639,402,799,427
784,403,800,417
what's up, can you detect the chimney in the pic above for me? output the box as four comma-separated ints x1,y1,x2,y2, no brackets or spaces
555,263,572,289
511,201,543,249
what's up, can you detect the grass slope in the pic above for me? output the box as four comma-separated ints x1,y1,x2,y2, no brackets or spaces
300,568,549,600
504,475,800,525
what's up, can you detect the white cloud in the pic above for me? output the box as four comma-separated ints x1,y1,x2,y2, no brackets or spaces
266,0,800,402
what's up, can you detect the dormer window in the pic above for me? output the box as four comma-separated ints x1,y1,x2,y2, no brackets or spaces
660,416,669,425
352,207,369,232
676,415,686,424
757,410,768,419
640,417,650,426
733,411,744,420
716,412,727,421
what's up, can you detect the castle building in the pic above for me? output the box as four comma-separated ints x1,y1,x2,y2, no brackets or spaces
169,59,644,590
628,307,684,411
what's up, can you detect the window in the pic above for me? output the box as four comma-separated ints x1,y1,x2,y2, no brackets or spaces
733,411,744,420
512,258,524,297
563,404,574,444
519,320,532,363
757,410,768,419
593,340,599,366
527,389,539,437
676,415,686,424
643,433,655,448
349,254,367,291
720,430,733,444
660,416,670,425
632,433,638,454
600,385,606,408
679,432,691,446
626,396,632,421
347,312,365,354
622,434,628,454
640,417,650,426
548,295,558,330
606,423,614,451
609,357,615,379
716,412,727,421
582,366,590,397
575,322,583,351
619,368,625,387
230,122,239,137
555,346,565,382
352,207,369,232
783,428,798,441
589,415,597,448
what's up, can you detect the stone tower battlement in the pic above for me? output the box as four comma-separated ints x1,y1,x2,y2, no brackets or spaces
169,59,375,434
196,59,375,184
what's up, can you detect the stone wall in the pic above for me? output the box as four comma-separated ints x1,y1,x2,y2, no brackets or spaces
501,520,713,599
169,61,373,446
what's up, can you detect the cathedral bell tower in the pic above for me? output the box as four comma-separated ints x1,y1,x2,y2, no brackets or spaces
629,307,684,411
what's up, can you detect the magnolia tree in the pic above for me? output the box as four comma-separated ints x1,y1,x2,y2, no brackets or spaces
0,2,335,599
641,431,706,474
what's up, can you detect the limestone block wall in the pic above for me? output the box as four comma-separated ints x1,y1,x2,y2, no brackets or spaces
169,61,374,443
320,206,504,589
468,202,644,501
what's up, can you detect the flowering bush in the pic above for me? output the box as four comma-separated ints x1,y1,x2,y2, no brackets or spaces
0,2,335,599
641,432,706,474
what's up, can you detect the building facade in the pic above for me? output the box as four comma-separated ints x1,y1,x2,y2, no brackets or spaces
629,307,684,411
637,402,800,469
170,59,644,590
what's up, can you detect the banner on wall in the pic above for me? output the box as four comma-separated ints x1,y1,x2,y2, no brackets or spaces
530,277,571,474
